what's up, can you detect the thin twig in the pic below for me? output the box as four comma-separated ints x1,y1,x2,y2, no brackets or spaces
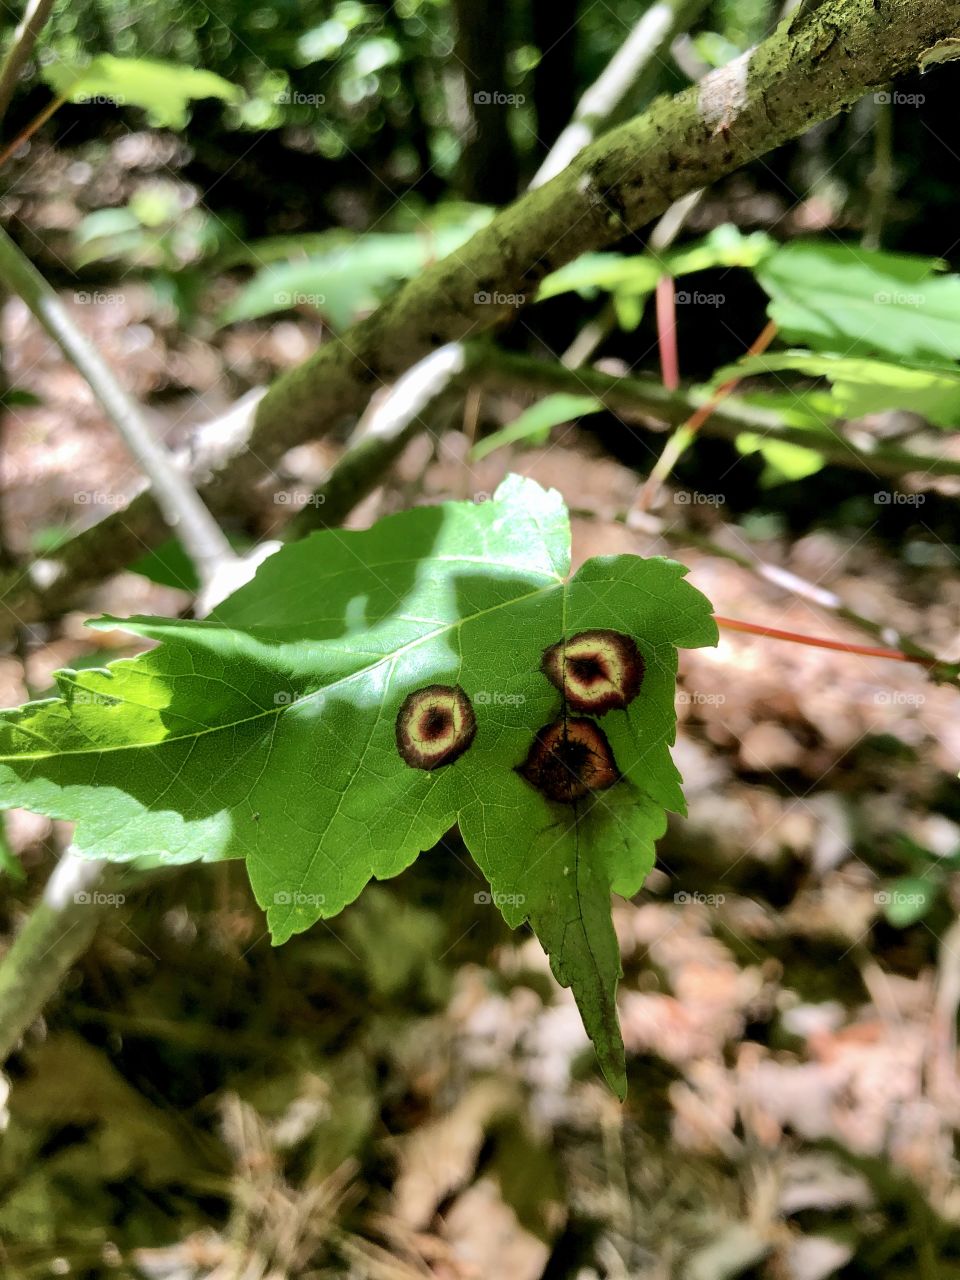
286,343,466,537
632,509,958,683
0,853,127,1062
531,0,710,186
0,223,235,593
465,346,960,481
0,91,63,167
633,319,779,513
0,0,57,125
863,87,894,251
714,615,948,670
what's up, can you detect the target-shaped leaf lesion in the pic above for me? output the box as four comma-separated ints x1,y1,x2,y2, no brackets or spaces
395,684,477,770
517,717,620,804
541,629,644,714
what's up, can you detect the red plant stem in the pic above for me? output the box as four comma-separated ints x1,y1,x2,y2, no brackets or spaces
686,318,778,435
0,93,64,169
635,317,780,514
656,276,679,391
714,614,937,667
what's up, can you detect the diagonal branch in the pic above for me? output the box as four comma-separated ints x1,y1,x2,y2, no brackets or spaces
0,224,235,593
1,0,957,631
0,0,56,125
530,0,711,187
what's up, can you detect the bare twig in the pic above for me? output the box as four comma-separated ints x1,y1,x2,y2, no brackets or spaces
634,319,779,513
287,343,466,537
0,0,57,125
466,346,960,481
633,510,958,683
0,224,235,593
0,852,128,1062
531,0,710,187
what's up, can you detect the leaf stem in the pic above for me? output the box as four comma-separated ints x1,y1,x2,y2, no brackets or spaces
634,319,779,513
656,275,680,390
0,92,64,168
715,614,943,669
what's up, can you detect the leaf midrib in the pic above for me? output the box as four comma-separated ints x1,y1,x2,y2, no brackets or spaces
2,575,564,762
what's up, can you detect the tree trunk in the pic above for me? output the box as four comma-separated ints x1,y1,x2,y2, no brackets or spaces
450,0,519,202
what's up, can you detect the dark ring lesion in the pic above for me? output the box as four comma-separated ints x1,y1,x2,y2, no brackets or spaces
395,684,477,770
541,629,644,714
517,717,620,804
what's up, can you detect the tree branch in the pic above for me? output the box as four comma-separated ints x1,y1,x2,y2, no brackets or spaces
238,0,957,482
1,0,957,631
465,346,960,481
0,854,128,1062
531,0,710,187
0,225,235,593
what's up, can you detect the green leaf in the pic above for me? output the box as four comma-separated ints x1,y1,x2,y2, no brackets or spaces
0,478,716,1095
755,242,960,363
880,876,937,928
219,209,493,329
735,433,826,484
538,225,775,323
129,538,201,593
731,351,960,427
471,394,604,461
44,56,241,129
0,815,24,883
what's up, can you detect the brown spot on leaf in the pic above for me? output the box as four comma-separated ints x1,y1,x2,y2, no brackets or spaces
517,718,620,804
396,684,476,770
541,630,644,714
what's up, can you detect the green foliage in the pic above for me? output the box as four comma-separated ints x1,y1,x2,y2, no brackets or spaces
731,352,960,428
73,188,223,272
43,55,241,128
472,393,604,461
734,432,826,485
876,834,960,928
538,225,774,331
219,208,492,329
754,242,960,364
0,478,716,1094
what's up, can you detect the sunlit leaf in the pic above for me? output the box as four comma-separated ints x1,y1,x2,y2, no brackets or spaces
0,478,716,1095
